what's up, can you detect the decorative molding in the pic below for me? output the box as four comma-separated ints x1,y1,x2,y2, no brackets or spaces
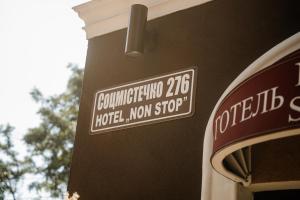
249,181,300,192
73,0,212,39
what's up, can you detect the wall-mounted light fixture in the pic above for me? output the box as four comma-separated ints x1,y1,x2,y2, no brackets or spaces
125,4,148,57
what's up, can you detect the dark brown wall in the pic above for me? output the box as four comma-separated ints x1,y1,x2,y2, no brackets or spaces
252,135,300,184
68,0,300,199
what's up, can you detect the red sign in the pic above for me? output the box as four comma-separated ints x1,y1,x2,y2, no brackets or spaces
213,49,300,154
90,67,197,135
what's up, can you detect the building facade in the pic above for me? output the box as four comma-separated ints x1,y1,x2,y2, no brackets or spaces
69,0,300,199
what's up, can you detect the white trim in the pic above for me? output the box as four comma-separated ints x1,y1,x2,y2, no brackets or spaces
248,181,300,192
212,128,300,184
73,0,212,39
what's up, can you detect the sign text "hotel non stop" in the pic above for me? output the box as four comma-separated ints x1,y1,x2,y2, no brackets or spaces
90,67,197,134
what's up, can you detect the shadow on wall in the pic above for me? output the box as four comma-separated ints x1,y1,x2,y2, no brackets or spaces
254,189,300,200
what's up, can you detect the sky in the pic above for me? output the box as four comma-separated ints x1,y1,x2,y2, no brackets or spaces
0,0,88,198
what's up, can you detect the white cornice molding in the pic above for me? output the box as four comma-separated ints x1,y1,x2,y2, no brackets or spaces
73,0,212,39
